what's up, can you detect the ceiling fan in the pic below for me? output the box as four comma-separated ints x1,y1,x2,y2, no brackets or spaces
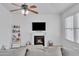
10,3,38,16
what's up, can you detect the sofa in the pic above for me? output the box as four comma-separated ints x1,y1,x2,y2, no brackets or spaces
0,45,62,56
26,45,62,56
0,46,27,56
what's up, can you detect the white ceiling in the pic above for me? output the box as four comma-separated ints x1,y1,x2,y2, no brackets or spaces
1,3,75,15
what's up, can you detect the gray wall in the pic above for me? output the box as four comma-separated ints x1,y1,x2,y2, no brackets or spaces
12,14,61,47
0,4,61,49
0,4,12,49
61,4,79,56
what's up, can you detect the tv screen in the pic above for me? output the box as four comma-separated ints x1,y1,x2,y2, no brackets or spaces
32,22,46,31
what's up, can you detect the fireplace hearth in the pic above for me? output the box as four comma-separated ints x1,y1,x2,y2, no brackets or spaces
34,36,44,46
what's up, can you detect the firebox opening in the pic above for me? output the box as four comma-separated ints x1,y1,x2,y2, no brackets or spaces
34,36,45,46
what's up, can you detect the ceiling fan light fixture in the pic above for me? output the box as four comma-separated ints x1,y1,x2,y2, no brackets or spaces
21,9,29,15
26,10,29,14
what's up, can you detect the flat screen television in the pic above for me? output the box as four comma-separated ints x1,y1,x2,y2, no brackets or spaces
32,22,46,31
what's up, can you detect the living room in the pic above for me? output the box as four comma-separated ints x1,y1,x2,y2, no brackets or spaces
0,3,79,56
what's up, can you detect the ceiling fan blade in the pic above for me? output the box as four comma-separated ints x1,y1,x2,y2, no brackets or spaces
11,3,21,7
28,9,38,14
30,5,37,8
10,8,22,12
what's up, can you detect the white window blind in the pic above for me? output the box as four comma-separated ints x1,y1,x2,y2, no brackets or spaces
76,13,79,43
65,16,74,41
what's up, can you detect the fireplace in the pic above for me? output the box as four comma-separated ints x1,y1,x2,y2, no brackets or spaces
34,36,44,46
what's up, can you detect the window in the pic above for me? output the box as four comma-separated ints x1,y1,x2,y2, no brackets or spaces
76,29,79,43
65,16,74,28
65,16,74,41
76,13,79,28
65,29,74,41
64,13,79,44
75,13,79,43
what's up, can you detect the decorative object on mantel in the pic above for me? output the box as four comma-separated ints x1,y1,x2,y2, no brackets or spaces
11,25,21,48
29,42,31,45
1,45,6,50
47,40,53,46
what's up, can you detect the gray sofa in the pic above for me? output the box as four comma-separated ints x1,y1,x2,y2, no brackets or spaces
0,45,62,56
26,45,62,56
0,47,27,56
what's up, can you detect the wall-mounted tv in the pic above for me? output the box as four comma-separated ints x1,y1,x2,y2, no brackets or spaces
32,22,46,31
